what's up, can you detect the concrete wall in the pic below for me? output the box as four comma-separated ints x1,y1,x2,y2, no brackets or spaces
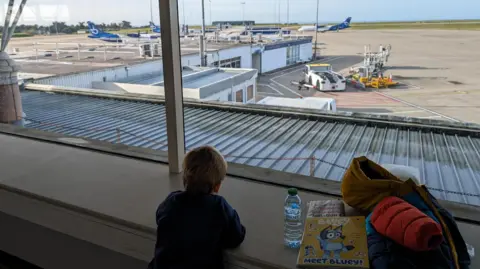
201,72,256,104
198,69,257,100
252,54,261,74
210,45,253,68
203,88,232,102
261,48,286,73
182,53,201,67
299,43,312,62
32,66,131,88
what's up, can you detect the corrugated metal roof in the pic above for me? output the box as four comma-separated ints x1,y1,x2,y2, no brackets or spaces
21,90,480,206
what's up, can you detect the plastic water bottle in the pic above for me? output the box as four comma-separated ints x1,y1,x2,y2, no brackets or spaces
284,188,303,248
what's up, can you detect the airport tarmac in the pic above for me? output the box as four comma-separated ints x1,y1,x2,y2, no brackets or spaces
258,29,480,124
7,29,480,124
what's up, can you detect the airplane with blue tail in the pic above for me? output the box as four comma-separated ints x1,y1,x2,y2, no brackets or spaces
125,22,159,39
149,21,191,37
88,21,161,42
150,21,161,33
87,21,122,42
298,17,352,33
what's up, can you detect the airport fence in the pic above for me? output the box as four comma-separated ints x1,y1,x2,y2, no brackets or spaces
32,58,164,88
29,41,163,63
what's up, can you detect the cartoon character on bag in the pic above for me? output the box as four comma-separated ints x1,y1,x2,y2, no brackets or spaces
317,225,355,259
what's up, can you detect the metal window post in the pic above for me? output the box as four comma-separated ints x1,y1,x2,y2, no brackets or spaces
158,0,186,173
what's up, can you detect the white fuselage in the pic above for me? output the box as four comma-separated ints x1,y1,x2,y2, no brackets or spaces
297,25,330,32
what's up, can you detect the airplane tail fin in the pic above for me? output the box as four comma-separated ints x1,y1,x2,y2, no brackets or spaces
150,21,161,32
87,21,103,35
345,17,352,25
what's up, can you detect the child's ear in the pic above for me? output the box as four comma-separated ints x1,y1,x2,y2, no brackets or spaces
213,184,221,193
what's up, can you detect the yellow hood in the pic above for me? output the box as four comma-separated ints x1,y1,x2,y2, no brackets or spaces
341,156,414,212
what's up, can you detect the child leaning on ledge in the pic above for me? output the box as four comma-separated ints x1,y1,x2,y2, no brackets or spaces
148,146,246,269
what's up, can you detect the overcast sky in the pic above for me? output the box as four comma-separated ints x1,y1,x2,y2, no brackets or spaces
1,0,479,26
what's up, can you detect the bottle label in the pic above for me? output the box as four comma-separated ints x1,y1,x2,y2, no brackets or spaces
285,203,301,221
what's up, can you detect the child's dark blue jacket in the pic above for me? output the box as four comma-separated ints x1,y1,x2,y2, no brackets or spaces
148,191,246,269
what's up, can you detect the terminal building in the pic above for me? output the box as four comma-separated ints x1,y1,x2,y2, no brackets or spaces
213,20,255,27
26,37,313,102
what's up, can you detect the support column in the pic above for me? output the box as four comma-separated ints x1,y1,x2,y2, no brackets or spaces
0,0,26,126
158,0,185,173
0,51,23,125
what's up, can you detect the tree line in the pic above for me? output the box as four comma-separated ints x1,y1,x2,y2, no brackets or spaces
0,21,140,35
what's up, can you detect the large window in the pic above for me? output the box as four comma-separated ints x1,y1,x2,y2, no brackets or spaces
247,85,254,101
286,45,300,65
9,0,480,211
213,56,241,68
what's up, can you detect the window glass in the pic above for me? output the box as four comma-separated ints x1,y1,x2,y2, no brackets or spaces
8,0,479,209
235,89,244,103
247,85,254,101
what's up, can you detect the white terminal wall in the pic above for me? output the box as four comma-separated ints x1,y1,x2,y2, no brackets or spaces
300,43,313,62
183,45,252,69
261,48,287,73
202,75,257,104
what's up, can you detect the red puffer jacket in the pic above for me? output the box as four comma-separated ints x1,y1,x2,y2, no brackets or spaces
370,196,443,251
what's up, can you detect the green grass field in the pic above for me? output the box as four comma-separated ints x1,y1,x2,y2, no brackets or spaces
113,27,150,34
349,21,480,30
2,32,34,38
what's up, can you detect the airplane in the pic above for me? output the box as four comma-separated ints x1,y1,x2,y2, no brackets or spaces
149,21,191,37
87,21,122,42
298,17,352,33
124,21,160,39
150,21,161,33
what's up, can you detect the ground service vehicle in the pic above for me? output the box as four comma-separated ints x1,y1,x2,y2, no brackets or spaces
303,64,346,91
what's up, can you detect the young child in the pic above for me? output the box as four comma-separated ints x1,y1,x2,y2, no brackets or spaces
148,146,246,269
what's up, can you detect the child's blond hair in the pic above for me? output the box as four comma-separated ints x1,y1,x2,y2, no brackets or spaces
183,146,227,194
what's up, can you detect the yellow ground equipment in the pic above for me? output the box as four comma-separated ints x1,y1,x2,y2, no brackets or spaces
350,68,399,89
364,76,399,89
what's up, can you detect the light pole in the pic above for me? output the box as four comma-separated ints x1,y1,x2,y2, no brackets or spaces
277,0,281,26
201,0,207,66
287,0,289,26
209,0,212,26
149,0,153,23
313,0,319,60
274,0,277,28
240,2,246,24
182,0,186,26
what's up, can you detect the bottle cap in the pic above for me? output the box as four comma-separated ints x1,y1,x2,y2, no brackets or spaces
288,188,298,196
